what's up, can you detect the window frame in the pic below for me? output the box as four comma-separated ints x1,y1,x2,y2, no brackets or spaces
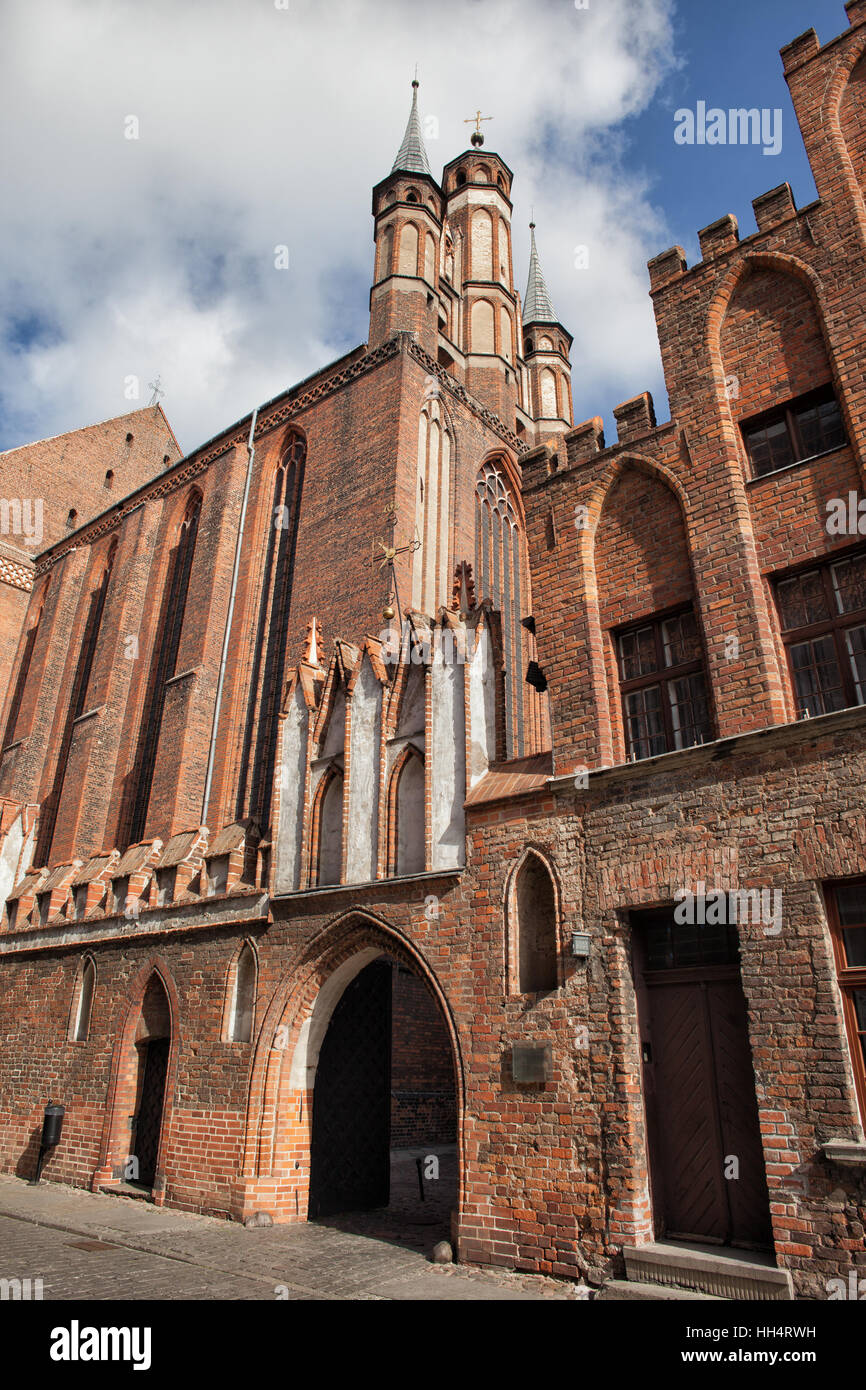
741,383,846,480
774,549,866,718
824,878,866,1127
615,603,713,761
69,956,96,1043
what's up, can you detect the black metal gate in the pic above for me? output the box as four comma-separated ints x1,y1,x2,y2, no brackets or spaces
134,1037,169,1188
308,959,392,1219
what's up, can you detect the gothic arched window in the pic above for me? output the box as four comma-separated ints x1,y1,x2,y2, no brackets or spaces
471,209,494,279
509,852,559,994
70,956,96,1042
378,224,394,281
127,491,201,846
412,399,451,615
475,460,526,756
238,435,305,829
314,768,344,887
2,578,50,752
471,298,495,353
227,943,256,1043
36,540,117,865
399,223,419,276
389,747,425,876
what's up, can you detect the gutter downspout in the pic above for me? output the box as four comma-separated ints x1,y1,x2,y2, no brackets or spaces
201,407,258,824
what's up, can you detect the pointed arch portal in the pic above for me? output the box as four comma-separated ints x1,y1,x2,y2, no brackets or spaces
94,960,179,1197
243,918,461,1244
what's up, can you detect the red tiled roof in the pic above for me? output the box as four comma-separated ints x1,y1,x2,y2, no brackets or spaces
465,751,553,807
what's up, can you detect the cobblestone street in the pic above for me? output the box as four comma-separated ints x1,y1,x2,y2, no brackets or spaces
0,1174,581,1301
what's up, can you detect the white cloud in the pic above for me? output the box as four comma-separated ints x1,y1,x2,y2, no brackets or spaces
0,0,678,452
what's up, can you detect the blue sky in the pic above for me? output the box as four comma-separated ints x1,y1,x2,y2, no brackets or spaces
628,0,833,250
0,0,854,456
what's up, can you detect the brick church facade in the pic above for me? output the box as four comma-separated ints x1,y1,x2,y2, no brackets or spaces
1,4,866,1300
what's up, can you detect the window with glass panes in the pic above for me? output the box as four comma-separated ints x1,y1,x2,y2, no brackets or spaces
825,880,866,1125
742,384,845,479
775,551,866,718
616,607,713,760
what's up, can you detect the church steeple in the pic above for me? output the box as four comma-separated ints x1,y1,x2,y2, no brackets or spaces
521,222,573,440
523,223,558,325
368,80,443,354
391,79,433,177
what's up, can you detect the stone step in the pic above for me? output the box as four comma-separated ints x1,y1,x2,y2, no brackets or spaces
596,1278,723,1301
97,1182,154,1203
623,1241,794,1301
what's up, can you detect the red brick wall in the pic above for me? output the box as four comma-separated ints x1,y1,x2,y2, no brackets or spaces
595,466,693,631
0,406,180,553
0,579,30,719
390,963,456,1146
839,50,866,193
720,268,831,420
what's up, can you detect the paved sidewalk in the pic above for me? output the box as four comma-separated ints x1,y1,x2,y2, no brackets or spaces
0,1175,583,1301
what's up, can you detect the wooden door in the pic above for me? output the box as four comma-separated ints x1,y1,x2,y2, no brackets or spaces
308,959,392,1219
634,910,771,1248
134,1037,169,1188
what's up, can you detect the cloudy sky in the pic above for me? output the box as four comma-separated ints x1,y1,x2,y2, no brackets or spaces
0,0,847,454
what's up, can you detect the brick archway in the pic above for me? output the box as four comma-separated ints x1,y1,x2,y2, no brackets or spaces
234,911,463,1227
91,956,181,1202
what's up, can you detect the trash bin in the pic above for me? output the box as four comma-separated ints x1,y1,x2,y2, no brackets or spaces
30,1102,65,1184
41,1103,65,1150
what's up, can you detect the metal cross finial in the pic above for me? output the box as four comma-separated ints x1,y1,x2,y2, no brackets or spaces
371,508,421,675
465,109,493,136
372,514,421,572
147,375,164,406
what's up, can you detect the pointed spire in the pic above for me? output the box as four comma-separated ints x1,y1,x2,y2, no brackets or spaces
391,79,433,178
523,222,558,325
303,617,322,668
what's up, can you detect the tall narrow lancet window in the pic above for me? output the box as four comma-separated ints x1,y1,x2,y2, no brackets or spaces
70,957,96,1042
2,580,50,751
475,460,526,756
238,434,305,829
227,943,256,1043
315,769,344,887
412,401,451,615
390,747,425,876
510,853,558,994
127,493,201,846
36,543,117,865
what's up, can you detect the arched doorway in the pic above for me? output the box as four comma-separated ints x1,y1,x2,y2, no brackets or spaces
93,963,178,1198
309,957,392,1217
131,974,172,1188
308,952,458,1246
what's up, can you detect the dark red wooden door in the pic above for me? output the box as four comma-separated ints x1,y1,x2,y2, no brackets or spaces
634,910,771,1248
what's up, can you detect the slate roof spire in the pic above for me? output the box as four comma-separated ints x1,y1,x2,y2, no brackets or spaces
391,79,433,178
523,222,558,325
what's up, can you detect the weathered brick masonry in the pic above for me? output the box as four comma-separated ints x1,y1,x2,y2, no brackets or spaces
0,6,865,1300
0,406,181,710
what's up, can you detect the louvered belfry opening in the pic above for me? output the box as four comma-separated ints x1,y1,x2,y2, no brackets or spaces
126,494,201,847
237,434,305,830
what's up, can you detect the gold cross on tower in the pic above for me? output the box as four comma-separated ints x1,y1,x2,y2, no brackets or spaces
371,506,421,619
372,509,421,573
464,109,493,147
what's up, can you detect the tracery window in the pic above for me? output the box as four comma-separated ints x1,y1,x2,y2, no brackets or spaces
475,460,526,756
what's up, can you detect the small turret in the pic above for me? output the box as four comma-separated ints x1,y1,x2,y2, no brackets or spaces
522,223,573,440
368,81,443,355
441,124,522,426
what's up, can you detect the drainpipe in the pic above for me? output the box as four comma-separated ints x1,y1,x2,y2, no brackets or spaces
201,407,258,824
